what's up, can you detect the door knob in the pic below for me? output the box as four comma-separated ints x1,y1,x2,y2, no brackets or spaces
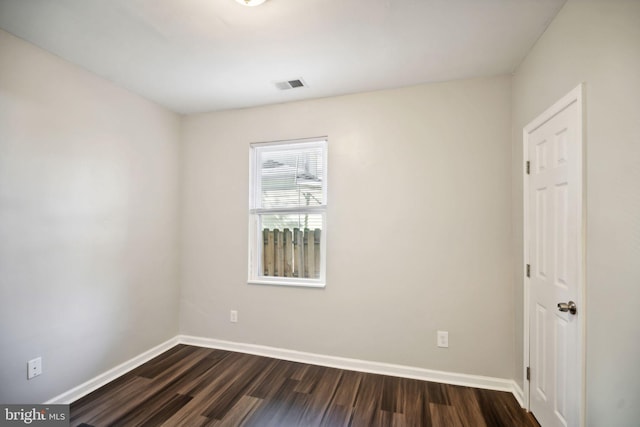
557,301,577,315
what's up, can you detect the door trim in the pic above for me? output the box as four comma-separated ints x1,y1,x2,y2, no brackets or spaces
522,83,586,426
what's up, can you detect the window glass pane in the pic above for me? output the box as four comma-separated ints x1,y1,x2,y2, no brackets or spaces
260,213,323,231
258,145,324,209
259,213,323,279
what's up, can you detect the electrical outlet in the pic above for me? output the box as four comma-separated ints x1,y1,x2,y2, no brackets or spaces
437,331,449,348
27,357,42,379
230,310,238,323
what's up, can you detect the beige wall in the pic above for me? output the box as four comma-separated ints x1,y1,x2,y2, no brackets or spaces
0,30,182,403
512,0,640,425
180,76,515,379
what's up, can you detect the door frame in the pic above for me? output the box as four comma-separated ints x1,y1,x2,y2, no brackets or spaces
522,83,586,426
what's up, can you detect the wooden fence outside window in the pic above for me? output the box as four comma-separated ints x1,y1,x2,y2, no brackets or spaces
263,228,321,279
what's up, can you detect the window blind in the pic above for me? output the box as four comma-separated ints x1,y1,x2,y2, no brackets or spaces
253,142,325,211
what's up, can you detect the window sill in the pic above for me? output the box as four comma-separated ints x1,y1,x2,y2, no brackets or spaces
248,279,326,289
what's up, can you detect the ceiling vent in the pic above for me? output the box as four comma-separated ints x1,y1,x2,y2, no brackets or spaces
275,79,307,91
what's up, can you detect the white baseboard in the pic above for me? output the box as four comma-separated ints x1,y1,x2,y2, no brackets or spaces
45,336,179,404
179,335,520,399
511,381,525,408
46,334,525,408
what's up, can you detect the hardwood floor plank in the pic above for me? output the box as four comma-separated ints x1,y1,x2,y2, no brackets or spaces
243,378,303,427
72,347,215,427
349,371,385,427
418,381,434,427
294,364,325,394
70,345,535,427
289,363,310,381
319,404,351,427
161,353,263,426
119,393,192,427
70,376,153,427
475,387,535,427
133,345,199,379
70,371,140,423
391,411,406,427
318,370,361,427
425,382,451,405
147,347,216,392
373,409,394,427
447,385,487,427
330,370,362,407
429,403,463,427
164,355,225,396
248,359,298,400
265,386,310,427
297,367,343,426
174,350,235,397
162,414,210,427
401,378,427,426
211,395,261,427
380,375,402,413
201,355,272,420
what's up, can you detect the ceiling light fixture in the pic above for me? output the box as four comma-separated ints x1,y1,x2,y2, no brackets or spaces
234,0,267,6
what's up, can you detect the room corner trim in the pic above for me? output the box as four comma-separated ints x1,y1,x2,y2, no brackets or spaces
179,335,521,402
44,336,180,404
511,380,525,407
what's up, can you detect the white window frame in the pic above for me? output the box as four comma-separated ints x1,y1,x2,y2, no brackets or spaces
248,137,328,288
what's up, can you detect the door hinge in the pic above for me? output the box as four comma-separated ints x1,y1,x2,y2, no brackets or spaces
527,366,530,381
526,161,530,175
526,264,531,278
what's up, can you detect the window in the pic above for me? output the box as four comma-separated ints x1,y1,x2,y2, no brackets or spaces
249,138,327,287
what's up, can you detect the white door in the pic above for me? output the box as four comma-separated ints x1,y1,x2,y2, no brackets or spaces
525,86,584,427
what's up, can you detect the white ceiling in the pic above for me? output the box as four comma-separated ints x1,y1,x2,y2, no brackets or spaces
0,0,566,114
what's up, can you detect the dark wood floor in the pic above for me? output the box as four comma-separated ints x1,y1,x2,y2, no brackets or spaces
71,344,538,427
